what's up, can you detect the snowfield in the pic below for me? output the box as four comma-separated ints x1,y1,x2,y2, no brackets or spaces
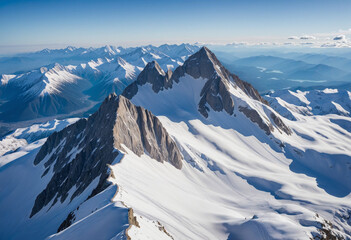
0,46,350,240
0,118,79,165
106,76,351,239
0,85,350,239
266,88,351,120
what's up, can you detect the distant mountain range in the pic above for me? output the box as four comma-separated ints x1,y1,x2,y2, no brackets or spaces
0,44,199,75
216,53,351,93
3,44,351,128
0,44,199,135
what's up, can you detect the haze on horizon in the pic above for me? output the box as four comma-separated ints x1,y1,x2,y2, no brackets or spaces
0,0,351,54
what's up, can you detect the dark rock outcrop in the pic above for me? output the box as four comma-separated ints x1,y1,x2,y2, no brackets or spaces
113,94,183,169
178,47,235,117
57,212,75,232
239,106,274,135
270,112,292,135
123,61,173,98
238,106,291,135
30,94,182,217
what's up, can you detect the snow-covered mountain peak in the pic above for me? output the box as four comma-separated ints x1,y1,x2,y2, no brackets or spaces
40,66,48,74
103,45,120,55
65,46,77,52
0,74,16,85
123,47,291,135
27,63,80,96
2,46,351,240
157,43,199,58
39,48,51,54
146,60,166,76
29,93,182,219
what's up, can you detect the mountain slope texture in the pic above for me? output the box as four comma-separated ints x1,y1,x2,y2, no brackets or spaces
0,47,350,240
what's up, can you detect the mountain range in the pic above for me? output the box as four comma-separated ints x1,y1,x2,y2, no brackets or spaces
0,47,350,240
3,44,351,136
217,53,351,93
0,44,200,136
0,44,198,75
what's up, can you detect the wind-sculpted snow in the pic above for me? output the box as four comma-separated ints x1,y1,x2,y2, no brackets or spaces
106,97,351,239
0,63,94,126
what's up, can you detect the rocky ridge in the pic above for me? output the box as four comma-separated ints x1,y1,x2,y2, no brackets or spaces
30,94,182,217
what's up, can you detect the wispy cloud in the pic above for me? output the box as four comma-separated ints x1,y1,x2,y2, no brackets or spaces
288,36,299,40
299,35,316,40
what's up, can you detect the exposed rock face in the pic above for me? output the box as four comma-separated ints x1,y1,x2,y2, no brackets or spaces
113,95,182,169
238,107,292,135
270,112,293,135
57,212,75,232
123,47,237,117
173,47,269,117
239,106,274,135
30,94,182,217
122,47,291,135
123,61,173,98
179,47,235,117
126,208,140,240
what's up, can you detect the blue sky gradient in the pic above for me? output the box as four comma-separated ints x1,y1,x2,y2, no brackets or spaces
0,0,351,52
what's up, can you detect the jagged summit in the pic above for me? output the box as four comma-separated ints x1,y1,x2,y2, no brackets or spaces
177,46,237,116
180,46,268,106
123,47,291,135
147,60,166,75
178,46,231,80
123,60,173,98
123,47,267,108
30,94,182,218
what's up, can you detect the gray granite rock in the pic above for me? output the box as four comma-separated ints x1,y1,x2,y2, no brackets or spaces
270,112,292,135
123,61,173,97
239,106,274,135
30,94,182,217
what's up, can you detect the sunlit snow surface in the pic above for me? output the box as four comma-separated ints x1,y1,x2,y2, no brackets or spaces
266,88,351,119
108,80,351,239
0,118,79,164
0,83,350,239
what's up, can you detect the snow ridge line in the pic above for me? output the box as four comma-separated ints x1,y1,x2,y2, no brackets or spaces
107,156,141,240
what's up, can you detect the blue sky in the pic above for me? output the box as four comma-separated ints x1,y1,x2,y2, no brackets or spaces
0,0,351,53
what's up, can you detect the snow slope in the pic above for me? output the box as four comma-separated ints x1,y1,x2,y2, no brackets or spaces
266,88,351,120
0,118,79,165
110,81,351,239
109,48,351,239
0,47,350,240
